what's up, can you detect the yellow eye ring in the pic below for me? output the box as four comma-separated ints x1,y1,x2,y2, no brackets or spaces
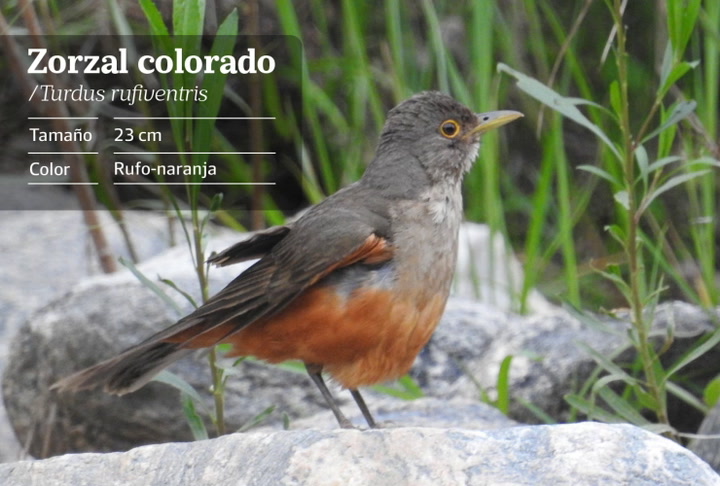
439,119,461,139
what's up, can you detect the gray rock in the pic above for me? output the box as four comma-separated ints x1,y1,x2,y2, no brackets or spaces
415,300,720,425
269,397,518,431
0,201,232,462
689,402,720,473
1,238,268,458
453,223,552,313
0,423,717,486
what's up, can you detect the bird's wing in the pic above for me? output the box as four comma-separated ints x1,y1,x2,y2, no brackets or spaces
158,205,392,346
207,224,292,266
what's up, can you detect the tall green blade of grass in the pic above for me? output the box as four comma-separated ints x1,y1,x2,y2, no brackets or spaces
384,0,409,100
549,115,580,306
466,0,499,226
193,15,238,162
341,0,385,129
173,0,205,163
274,0,338,197
139,0,181,154
420,0,449,94
689,1,719,305
519,135,554,311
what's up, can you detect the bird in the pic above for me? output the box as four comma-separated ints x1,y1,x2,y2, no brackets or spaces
53,91,523,429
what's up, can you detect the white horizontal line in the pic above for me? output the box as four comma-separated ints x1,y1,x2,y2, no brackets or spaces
29,152,98,155
114,152,275,155
28,117,98,120
113,117,275,120
27,182,99,185
113,182,275,186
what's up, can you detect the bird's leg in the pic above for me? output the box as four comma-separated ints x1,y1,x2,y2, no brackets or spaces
349,388,377,428
304,363,355,429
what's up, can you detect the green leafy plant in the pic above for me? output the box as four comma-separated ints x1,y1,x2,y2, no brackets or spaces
136,0,240,438
500,0,720,439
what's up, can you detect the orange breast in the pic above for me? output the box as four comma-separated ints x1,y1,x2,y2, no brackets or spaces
224,284,448,389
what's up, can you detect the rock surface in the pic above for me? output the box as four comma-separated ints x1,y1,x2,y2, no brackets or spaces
690,401,720,474
261,397,518,431
453,223,551,313
415,300,720,427
0,191,230,461
0,422,717,486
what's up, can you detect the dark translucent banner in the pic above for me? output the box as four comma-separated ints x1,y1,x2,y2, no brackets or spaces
1,35,302,211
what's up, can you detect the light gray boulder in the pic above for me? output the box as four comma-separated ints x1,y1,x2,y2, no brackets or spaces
453,223,552,313
0,192,231,461
0,422,717,486
269,396,518,431
690,402,720,473
415,300,720,425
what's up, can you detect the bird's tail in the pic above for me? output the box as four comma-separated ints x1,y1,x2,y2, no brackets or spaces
51,341,194,395
52,255,274,395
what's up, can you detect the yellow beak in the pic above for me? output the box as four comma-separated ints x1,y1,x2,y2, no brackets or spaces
469,110,524,135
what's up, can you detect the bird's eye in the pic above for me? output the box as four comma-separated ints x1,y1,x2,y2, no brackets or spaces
440,119,461,139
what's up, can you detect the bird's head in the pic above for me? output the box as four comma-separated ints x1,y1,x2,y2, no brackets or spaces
369,91,522,188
